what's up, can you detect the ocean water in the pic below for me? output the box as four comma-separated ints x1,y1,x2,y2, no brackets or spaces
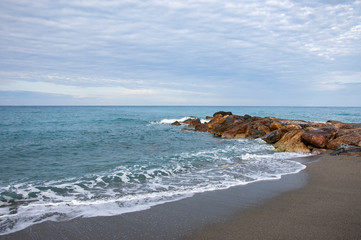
0,106,360,235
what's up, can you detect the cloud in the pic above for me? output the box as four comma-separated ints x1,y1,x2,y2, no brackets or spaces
311,72,361,91
0,0,360,105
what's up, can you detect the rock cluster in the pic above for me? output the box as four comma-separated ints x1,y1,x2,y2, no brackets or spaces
173,112,361,156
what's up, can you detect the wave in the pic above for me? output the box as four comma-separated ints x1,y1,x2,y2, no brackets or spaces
151,116,209,124
0,139,309,235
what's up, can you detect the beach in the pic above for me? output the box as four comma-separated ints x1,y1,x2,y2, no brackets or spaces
1,153,359,240
186,153,361,240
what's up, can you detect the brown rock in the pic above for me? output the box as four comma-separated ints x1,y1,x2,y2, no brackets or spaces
280,124,302,132
207,116,227,131
301,129,336,148
221,124,250,139
311,148,327,155
274,130,310,153
261,130,283,144
181,128,195,131
183,118,201,127
308,122,327,128
171,121,181,126
213,111,232,117
211,117,237,136
336,128,361,138
326,120,347,129
258,125,271,135
327,133,361,150
270,122,282,131
249,126,271,139
195,123,208,132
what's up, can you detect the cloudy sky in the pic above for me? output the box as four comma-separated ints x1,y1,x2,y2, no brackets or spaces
0,0,360,106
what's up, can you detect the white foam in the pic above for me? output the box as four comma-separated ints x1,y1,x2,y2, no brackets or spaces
0,139,309,236
151,116,197,124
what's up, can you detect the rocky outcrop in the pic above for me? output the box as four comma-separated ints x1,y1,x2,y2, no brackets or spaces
274,130,310,153
183,118,201,127
213,111,232,117
173,112,361,154
171,121,181,126
301,129,336,148
261,130,283,144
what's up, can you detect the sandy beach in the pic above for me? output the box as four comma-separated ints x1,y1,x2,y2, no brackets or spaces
185,153,361,240
1,153,360,240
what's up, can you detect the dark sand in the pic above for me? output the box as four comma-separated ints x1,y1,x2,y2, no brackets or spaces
185,153,361,240
1,154,360,240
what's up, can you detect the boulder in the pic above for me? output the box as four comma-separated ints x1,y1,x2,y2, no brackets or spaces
274,130,310,153
261,130,283,144
311,148,327,155
207,116,227,131
183,118,201,127
335,128,361,138
213,111,232,117
301,129,336,148
195,123,208,132
249,125,271,139
280,120,309,128
211,117,237,136
270,122,282,131
327,133,361,150
221,124,250,139
326,120,347,129
330,143,361,156
181,128,195,131
171,121,181,126
280,124,302,132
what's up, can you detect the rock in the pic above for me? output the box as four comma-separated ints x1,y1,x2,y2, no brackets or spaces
261,130,283,144
183,118,201,127
336,143,355,151
270,122,282,131
249,125,271,139
280,124,302,132
326,132,361,150
170,112,360,154
335,128,361,138
330,143,361,156
171,121,181,126
211,117,237,136
243,114,252,120
221,124,250,139
258,125,271,134
195,123,208,132
213,111,232,117
308,122,327,128
326,120,347,129
274,130,310,153
181,128,195,131
311,148,327,155
301,129,336,148
280,120,309,128
207,116,227,131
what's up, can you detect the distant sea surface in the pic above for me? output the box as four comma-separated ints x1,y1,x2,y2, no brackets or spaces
1,106,361,235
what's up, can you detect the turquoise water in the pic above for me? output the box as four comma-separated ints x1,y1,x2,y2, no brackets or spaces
0,106,360,234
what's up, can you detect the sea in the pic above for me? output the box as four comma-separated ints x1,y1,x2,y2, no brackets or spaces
1,106,360,235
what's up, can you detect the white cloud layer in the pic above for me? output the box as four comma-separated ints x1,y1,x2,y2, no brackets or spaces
0,0,360,105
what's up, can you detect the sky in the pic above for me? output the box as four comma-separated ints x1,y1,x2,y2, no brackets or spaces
0,0,360,106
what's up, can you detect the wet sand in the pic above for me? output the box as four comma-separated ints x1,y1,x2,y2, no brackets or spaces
1,154,360,240
185,153,361,240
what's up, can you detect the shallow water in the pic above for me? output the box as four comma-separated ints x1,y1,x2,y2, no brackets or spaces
0,106,360,235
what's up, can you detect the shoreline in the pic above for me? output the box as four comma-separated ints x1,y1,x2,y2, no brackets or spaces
0,156,312,240
1,153,360,240
185,153,361,240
